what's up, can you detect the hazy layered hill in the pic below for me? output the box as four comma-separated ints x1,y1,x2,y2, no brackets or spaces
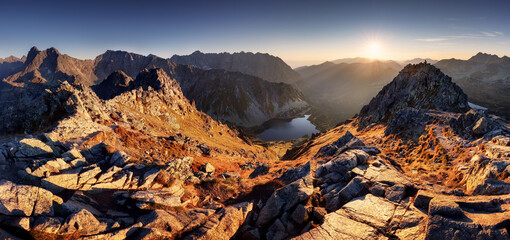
399,57,437,65
1,47,309,127
170,51,302,83
329,57,400,65
435,52,510,118
295,60,401,125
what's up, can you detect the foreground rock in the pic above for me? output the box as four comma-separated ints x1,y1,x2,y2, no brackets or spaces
0,180,60,216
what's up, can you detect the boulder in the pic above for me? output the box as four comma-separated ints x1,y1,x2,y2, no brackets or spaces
315,131,365,158
291,204,308,224
385,184,406,202
165,156,194,181
278,161,311,184
81,222,142,240
201,163,215,174
472,117,488,135
292,206,380,240
62,148,83,160
31,158,70,177
62,191,103,216
425,215,509,240
0,179,58,216
315,151,359,180
31,216,63,234
256,174,313,226
414,192,434,210
41,167,81,193
15,138,54,158
339,194,396,229
138,168,161,189
59,209,105,235
428,198,464,218
324,176,368,212
249,163,270,178
130,190,182,209
183,202,253,240
218,171,241,179
266,219,288,240
472,178,510,195
110,151,130,167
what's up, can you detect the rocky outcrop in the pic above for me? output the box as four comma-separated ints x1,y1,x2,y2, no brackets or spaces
357,63,469,129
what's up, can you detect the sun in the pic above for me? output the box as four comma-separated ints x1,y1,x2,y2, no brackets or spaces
368,43,380,58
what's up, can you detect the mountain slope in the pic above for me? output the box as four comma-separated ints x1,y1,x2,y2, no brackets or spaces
435,52,510,119
171,51,302,83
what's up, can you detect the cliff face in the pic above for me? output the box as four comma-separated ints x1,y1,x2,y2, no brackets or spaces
171,51,302,84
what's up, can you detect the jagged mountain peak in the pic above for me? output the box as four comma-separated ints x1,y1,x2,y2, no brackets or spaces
468,52,501,63
357,62,469,128
25,46,41,65
132,68,178,91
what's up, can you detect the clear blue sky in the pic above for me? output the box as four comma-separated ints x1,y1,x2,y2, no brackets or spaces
1,0,509,67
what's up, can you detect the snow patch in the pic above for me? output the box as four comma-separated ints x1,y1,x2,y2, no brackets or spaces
468,102,488,111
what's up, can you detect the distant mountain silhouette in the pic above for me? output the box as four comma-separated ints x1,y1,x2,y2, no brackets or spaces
435,52,510,118
171,51,302,84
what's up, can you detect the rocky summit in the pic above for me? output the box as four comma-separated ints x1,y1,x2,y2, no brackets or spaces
358,62,470,129
0,53,509,240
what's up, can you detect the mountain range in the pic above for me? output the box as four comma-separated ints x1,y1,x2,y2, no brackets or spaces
0,47,309,128
435,52,510,119
170,51,302,84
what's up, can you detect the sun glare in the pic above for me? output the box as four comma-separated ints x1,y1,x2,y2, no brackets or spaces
369,43,380,58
